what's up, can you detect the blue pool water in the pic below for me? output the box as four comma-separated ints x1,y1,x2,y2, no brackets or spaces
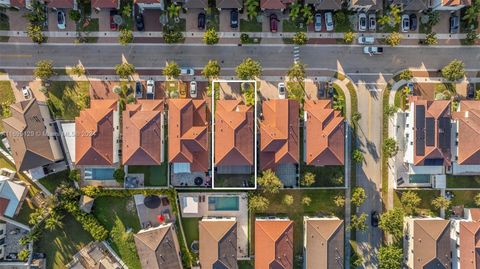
208,196,240,211
85,168,115,180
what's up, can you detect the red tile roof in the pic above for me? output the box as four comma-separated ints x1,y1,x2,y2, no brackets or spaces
261,0,294,9
46,0,74,8
0,198,9,217
91,0,118,8
453,101,480,165
9,0,25,7
412,219,451,269
255,219,294,269
460,210,480,269
260,99,300,171
304,100,344,166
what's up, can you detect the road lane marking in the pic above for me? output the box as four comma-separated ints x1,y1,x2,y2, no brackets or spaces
0,54,32,58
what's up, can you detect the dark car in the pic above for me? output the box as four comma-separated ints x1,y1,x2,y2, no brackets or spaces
371,211,379,227
450,15,459,33
467,83,475,99
135,14,145,31
270,14,278,33
135,81,143,98
410,14,417,31
198,13,206,30
230,9,238,29
110,10,118,31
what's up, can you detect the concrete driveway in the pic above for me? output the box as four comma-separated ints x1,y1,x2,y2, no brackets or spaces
219,9,238,32
48,9,76,31
5,9,30,31
141,9,163,31
186,9,204,32
91,9,111,32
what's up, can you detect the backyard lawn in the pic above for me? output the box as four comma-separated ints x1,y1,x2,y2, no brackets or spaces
47,81,90,120
301,165,344,187
394,190,440,216
0,80,15,131
282,20,306,32
181,217,200,261
450,190,480,208
240,19,262,32
447,175,480,188
38,170,70,193
128,164,168,186
13,198,35,225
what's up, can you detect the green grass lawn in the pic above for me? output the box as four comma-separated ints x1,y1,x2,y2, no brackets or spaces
214,174,254,188
181,217,200,261
47,81,90,120
0,12,9,42
38,170,70,193
127,165,168,186
206,9,220,31
36,214,93,269
394,89,407,110
0,80,15,131
240,19,262,32
394,190,440,217
78,18,99,43
238,260,254,269
282,20,306,32
13,198,35,225
450,190,480,208
333,11,353,33
301,165,344,187
447,175,480,188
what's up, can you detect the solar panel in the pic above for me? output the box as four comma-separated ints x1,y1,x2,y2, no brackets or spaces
438,117,451,150
424,158,444,166
415,105,425,156
425,118,435,147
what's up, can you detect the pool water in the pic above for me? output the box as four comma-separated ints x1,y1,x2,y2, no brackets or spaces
409,174,431,184
85,168,115,180
208,196,239,211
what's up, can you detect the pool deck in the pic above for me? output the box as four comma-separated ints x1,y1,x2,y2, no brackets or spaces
178,192,249,259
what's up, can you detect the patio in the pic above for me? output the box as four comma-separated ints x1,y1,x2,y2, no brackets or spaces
171,171,210,187
4,222,29,259
124,173,144,188
275,164,298,188
133,194,174,229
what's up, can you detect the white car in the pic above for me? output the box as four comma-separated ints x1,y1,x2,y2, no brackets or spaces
357,36,375,44
325,12,334,32
368,13,376,31
314,13,322,32
57,10,66,30
189,81,197,98
401,14,410,32
146,79,155,99
278,82,286,99
358,13,367,32
22,86,31,99
180,68,195,76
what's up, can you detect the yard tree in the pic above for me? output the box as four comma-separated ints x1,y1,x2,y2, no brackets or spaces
71,64,85,77
163,61,181,79
352,149,364,163
385,32,401,47
379,208,405,241
349,213,367,231
427,11,441,27
245,0,259,19
249,195,269,212
333,94,345,112
378,15,390,26
236,58,262,80
301,4,313,24
27,24,45,44
441,59,465,81
334,195,345,207
344,31,355,44
282,194,294,206
383,138,399,158
287,61,306,83
287,82,305,103
68,9,81,22
399,69,413,81
69,169,81,182
204,28,219,45
18,249,30,262
167,3,181,19
351,187,367,207
292,32,308,45
115,62,135,79
34,60,55,81
462,4,480,26
258,169,283,194
113,168,125,184
475,193,480,207
242,82,255,106
431,196,451,210
119,29,133,45
465,31,478,45
352,111,362,123
44,211,64,231
401,191,421,215
389,4,402,25
289,2,301,21
424,32,438,45
202,60,221,80
302,196,312,206
300,172,315,187
378,244,403,269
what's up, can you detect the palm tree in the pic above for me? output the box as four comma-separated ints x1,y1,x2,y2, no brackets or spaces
378,15,390,26
463,6,479,26
44,212,64,231
289,2,301,21
167,4,181,20
301,5,313,24
246,0,259,20
333,94,345,112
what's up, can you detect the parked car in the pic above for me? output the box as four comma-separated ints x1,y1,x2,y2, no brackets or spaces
270,14,278,33
358,13,367,32
368,13,376,31
135,14,145,31
110,10,118,31
401,14,410,32
314,13,322,32
467,83,475,99
181,67,195,76
278,82,286,99
146,80,155,99
135,81,143,98
198,13,206,30
230,9,238,29
363,46,383,55
371,211,379,227
22,86,31,99
317,82,326,98
57,10,66,30
450,15,459,34
358,36,375,44
410,14,417,31
190,81,197,98
325,12,334,32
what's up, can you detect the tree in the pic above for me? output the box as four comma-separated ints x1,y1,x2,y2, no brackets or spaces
236,58,262,80
343,31,355,44
385,32,401,47
386,105,397,117
287,62,306,83
352,149,364,163
204,28,219,45
249,195,269,212
431,196,451,210
167,3,181,19
69,169,81,182
292,32,308,45
18,249,30,261
441,59,465,81
399,69,413,81
115,62,135,79
424,32,438,45
119,29,133,45
34,60,55,81
301,172,315,187
302,196,312,206
289,2,301,21
465,30,478,45
258,169,283,194
352,111,361,123
68,9,81,22
378,15,390,26
163,28,184,43
334,195,345,207
71,64,85,77
351,187,367,207
379,208,405,241
242,82,255,106
383,138,398,158
163,61,181,79
333,93,345,112
202,60,221,79
378,245,403,269
245,0,259,20
475,193,480,207
27,24,45,44
301,4,313,24
401,191,421,215
282,194,294,206
427,11,440,27
349,213,367,231
44,212,64,231
113,168,125,184
286,81,305,103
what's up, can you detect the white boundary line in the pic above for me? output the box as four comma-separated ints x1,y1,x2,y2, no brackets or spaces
211,79,258,190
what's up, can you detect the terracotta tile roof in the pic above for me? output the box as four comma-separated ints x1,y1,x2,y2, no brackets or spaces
216,0,243,8
199,219,237,269
260,99,300,171
460,212,480,269
215,100,254,167
453,101,480,165
410,97,452,166
261,0,294,9
9,0,25,7
0,198,9,217
168,99,209,172
255,219,294,269
134,223,183,269
75,99,118,166
46,0,74,8
442,0,471,6
123,100,164,165
2,99,58,171
412,219,451,269
304,100,344,166
91,0,118,8
305,218,344,269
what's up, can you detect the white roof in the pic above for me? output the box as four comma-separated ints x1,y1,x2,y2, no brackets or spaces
0,178,26,217
181,196,198,214
61,122,76,163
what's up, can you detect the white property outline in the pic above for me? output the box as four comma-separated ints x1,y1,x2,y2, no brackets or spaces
211,79,258,190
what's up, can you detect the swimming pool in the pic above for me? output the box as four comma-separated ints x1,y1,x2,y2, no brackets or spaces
84,168,115,180
208,196,239,211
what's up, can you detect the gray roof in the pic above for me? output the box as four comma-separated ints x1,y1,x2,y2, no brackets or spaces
392,0,428,10
179,0,208,8
305,0,343,10
199,220,238,269
216,0,242,8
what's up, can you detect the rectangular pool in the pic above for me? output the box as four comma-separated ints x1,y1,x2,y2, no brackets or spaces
84,168,115,180
208,196,239,211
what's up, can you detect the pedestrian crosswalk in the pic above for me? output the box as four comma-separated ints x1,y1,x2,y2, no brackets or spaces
293,46,300,63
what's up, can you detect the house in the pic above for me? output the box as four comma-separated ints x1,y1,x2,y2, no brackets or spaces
304,217,344,269
255,218,294,269
174,0,208,9
122,100,164,166
134,0,164,11
133,223,182,269
260,0,294,10
451,101,480,175
404,217,451,269
168,99,209,174
0,0,28,9
431,0,471,11
67,241,125,269
199,217,238,269
305,0,343,10
260,99,299,171
46,0,76,9
91,0,119,10
215,100,254,175
450,208,480,269
348,0,382,11
75,99,120,167
0,219,34,267
2,99,63,172
392,0,429,11
0,175,27,218
304,100,345,166
216,0,242,9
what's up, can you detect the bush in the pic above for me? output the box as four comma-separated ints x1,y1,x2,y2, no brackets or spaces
398,69,413,81
352,149,364,163
441,59,465,81
113,168,125,184
119,29,133,45
204,28,219,45
292,32,308,45
163,28,184,43
69,169,81,182
383,138,398,158
385,32,401,46
68,10,81,22
18,249,30,261
343,31,355,44
240,33,250,43
301,172,315,186
282,194,294,206
423,32,438,45
249,195,269,212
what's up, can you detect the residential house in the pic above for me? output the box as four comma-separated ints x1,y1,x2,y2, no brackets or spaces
255,218,294,269
134,0,163,11
404,217,451,269
168,99,209,174
450,208,480,269
91,0,119,10
304,217,344,269
2,99,63,172
304,100,345,166
199,217,238,269
392,0,429,11
174,0,208,9
122,100,164,166
215,100,254,175
45,0,76,9
451,101,480,175
0,175,27,218
67,241,125,269
260,0,294,10
305,0,343,10
216,0,242,9
0,0,28,9
403,97,451,187
134,223,183,269
0,219,34,267
348,0,382,11
431,0,471,11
